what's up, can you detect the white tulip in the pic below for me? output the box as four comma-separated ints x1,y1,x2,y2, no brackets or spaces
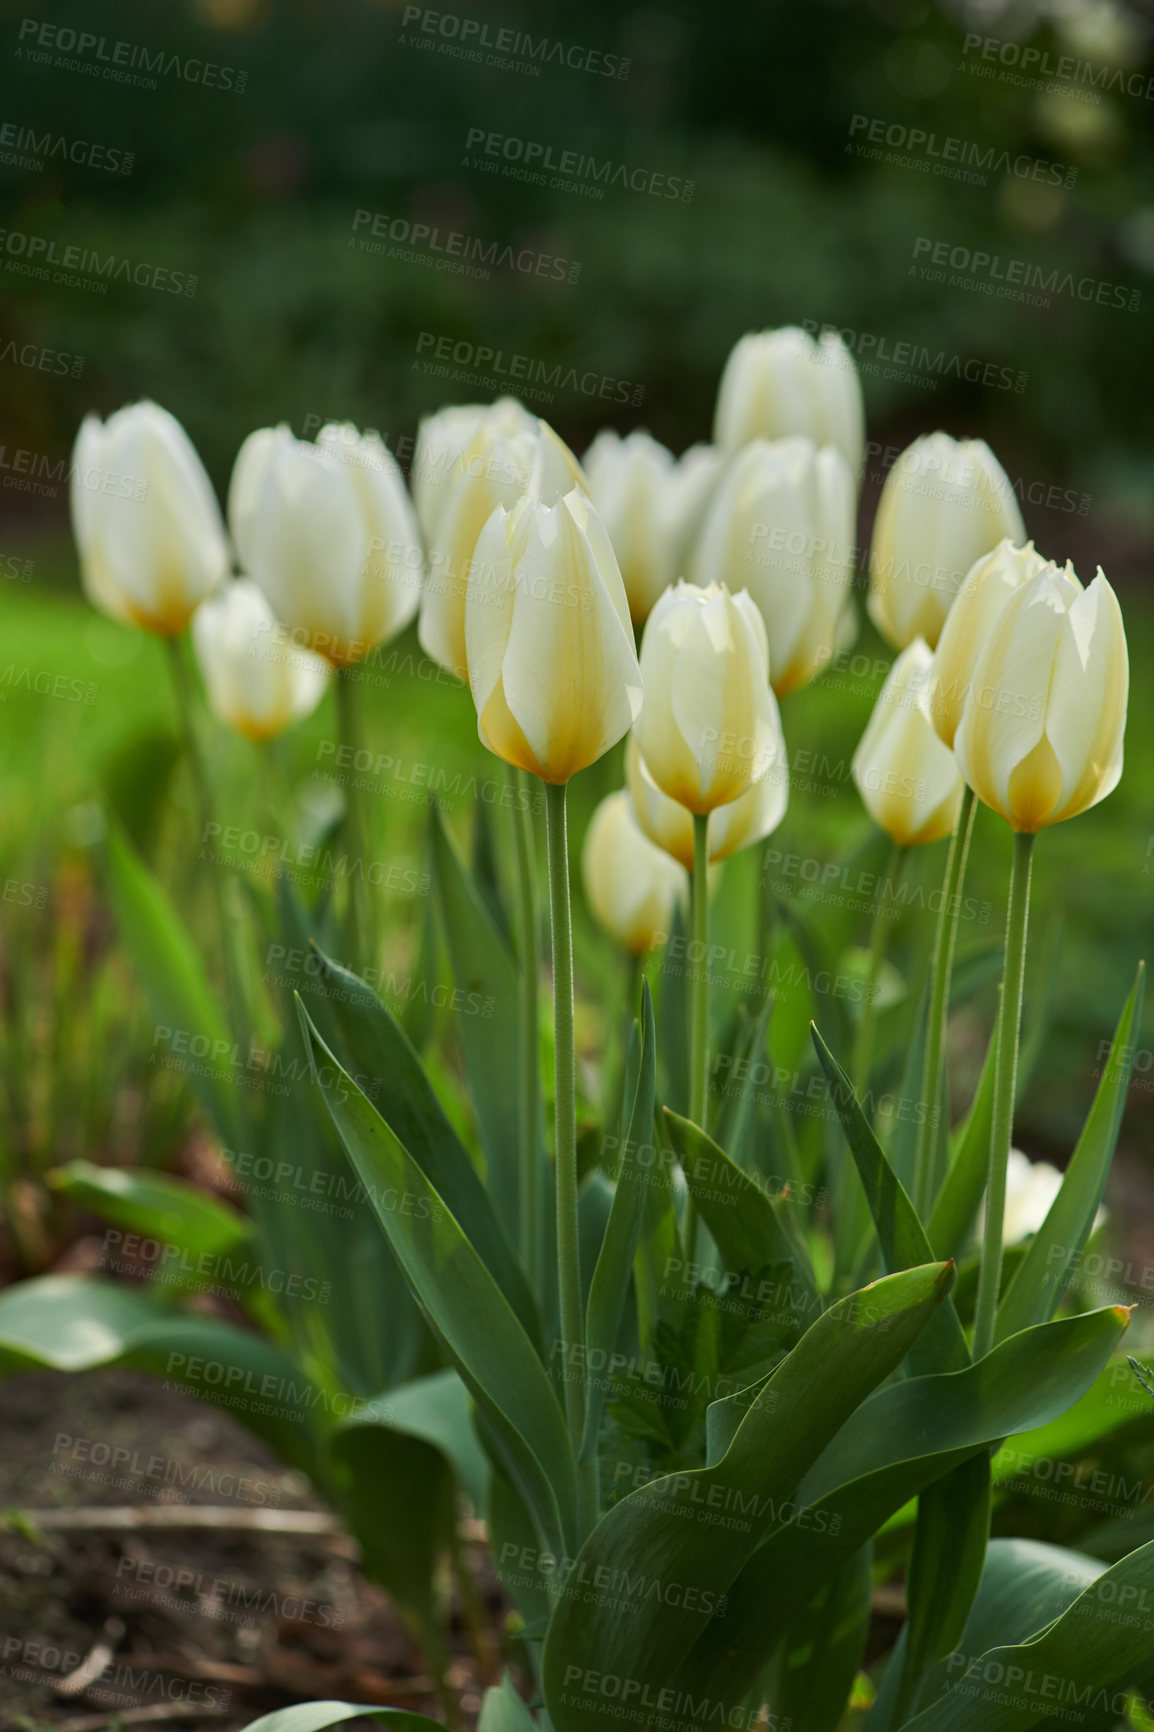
928,539,1050,749
192,578,329,741
691,436,856,696
978,1149,1106,1245
635,582,784,814
852,638,963,847
625,734,786,872
582,790,686,954
414,398,584,677
714,326,865,477
583,429,676,625
465,488,641,783
228,422,422,667
954,561,1128,833
868,433,1025,650
668,443,727,574
582,431,728,625
70,401,228,635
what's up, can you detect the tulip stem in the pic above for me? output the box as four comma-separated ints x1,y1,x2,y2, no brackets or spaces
973,829,1034,1360
166,636,248,1071
511,768,542,1299
684,812,710,1261
334,667,372,967
544,779,593,1534
851,842,906,1097
913,785,977,1219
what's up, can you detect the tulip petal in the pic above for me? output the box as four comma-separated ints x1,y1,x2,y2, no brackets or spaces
497,495,642,783
1044,574,1128,824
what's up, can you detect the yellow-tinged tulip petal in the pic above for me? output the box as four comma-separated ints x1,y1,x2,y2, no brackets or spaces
852,639,963,846
713,326,864,477
465,489,641,783
415,399,585,677
625,734,786,870
581,790,686,953
635,582,784,815
192,578,329,741
955,562,1128,831
70,402,229,635
928,539,1050,748
868,433,1025,649
690,435,856,696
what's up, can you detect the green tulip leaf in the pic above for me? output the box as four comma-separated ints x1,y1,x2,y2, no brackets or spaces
896,1535,1154,1729
224,1705,446,1732
811,1022,968,1374
105,821,240,1143
582,982,656,1456
0,1276,323,1477
306,942,540,1347
296,998,576,1555
997,961,1146,1342
48,1160,250,1259
679,1305,1128,1709
541,1262,954,1732
429,802,522,1224
478,1674,539,1732
664,1107,819,1325
927,1002,999,1263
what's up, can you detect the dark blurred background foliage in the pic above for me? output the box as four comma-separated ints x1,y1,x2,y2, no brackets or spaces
2,0,1153,560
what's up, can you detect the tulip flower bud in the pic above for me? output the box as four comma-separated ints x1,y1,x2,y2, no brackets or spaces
581,790,686,953
192,578,329,741
690,436,855,697
868,433,1025,650
852,638,963,846
634,582,783,815
228,422,422,668
625,735,786,871
668,443,727,574
583,429,675,626
583,431,727,626
713,326,865,477
928,539,1049,748
978,1148,1105,1244
465,488,641,783
415,398,585,677
70,402,229,635
954,562,1128,832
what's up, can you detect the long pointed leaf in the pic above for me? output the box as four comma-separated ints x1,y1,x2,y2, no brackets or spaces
296,999,576,1555
542,1262,955,1732
811,1022,968,1374
997,962,1146,1341
582,982,656,1456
